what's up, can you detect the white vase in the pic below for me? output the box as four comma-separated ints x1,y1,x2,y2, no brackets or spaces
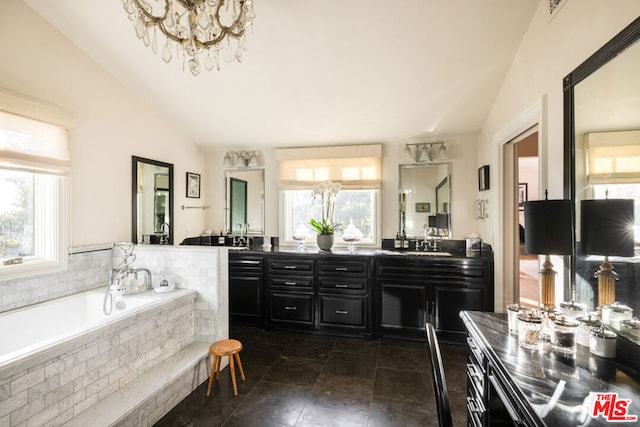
316,234,334,251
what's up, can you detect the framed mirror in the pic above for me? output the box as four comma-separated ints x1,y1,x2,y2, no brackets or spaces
399,163,452,238
564,18,640,342
132,156,174,245
225,168,264,235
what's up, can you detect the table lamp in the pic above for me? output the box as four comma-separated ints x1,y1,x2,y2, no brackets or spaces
524,197,573,308
580,198,634,309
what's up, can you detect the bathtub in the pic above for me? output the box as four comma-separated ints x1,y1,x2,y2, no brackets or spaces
0,287,193,369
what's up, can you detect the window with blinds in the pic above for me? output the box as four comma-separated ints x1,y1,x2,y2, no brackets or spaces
276,144,382,247
0,89,71,280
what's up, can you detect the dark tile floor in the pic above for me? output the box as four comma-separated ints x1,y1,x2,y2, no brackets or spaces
155,325,468,427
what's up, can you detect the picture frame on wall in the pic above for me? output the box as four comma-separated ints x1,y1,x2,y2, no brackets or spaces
518,183,528,209
415,202,431,213
186,172,201,198
478,165,490,191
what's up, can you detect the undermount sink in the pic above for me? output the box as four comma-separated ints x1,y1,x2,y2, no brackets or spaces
408,251,452,256
226,246,249,251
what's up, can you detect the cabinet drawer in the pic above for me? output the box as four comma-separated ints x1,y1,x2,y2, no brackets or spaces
317,260,369,276
318,277,366,292
319,295,366,327
269,275,314,290
269,259,314,274
269,292,313,324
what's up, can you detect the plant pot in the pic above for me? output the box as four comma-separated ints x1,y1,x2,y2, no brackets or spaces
316,234,334,251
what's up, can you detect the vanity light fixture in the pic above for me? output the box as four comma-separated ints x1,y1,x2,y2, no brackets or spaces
417,144,431,162
580,197,635,309
223,150,260,168
404,144,413,162
523,192,573,308
122,0,255,76
403,142,447,163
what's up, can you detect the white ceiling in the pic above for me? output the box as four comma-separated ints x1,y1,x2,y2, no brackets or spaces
24,0,538,149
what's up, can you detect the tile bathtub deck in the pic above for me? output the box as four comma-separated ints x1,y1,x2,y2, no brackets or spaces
154,325,468,427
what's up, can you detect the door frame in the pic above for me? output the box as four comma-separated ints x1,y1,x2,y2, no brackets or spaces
491,96,547,312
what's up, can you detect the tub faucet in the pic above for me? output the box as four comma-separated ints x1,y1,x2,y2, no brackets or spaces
131,268,153,291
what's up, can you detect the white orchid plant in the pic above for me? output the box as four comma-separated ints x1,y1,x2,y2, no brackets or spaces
309,180,342,235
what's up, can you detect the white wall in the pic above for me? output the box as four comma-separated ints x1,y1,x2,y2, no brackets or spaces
205,132,480,242
0,0,206,247
476,0,640,308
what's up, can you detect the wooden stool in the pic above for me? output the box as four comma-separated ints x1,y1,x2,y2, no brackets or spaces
206,339,245,397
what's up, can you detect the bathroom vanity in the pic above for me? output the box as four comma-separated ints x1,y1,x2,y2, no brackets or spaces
228,247,494,341
461,311,640,426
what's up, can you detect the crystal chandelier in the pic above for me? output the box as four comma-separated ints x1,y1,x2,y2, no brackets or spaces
122,0,255,76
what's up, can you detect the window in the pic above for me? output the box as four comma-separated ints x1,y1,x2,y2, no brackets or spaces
276,144,382,247
281,187,380,246
0,90,71,280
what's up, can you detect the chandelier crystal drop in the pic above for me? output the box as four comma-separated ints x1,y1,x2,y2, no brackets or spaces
122,0,255,76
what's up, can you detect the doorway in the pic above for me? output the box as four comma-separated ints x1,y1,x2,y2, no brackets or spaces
515,132,540,307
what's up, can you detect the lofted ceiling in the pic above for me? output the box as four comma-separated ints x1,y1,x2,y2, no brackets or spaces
24,0,538,149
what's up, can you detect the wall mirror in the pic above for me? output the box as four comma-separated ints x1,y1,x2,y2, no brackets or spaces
564,17,640,343
225,168,264,235
399,163,452,238
132,156,174,245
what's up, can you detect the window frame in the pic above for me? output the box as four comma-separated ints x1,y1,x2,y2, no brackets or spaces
279,185,381,248
0,90,71,281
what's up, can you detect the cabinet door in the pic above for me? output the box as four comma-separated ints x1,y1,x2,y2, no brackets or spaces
269,292,314,325
319,295,366,327
433,285,484,333
379,282,428,331
229,274,263,324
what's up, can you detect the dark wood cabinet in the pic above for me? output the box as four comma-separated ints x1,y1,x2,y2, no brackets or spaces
229,250,493,341
229,253,264,325
268,292,314,324
266,255,315,330
379,281,429,331
375,256,493,341
316,257,372,336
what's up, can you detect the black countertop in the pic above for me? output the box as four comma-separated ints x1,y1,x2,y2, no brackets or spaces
228,246,493,260
461,311,640,426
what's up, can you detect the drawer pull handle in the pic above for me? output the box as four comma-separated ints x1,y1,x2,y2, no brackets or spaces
335,267,349,271
283,265,297,269
285,306,297,311
284,281,297,286
335,284,348,288
335,310,348,315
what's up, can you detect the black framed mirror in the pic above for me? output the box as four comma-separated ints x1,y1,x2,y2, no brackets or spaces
132,156,174,245
564,17,640,341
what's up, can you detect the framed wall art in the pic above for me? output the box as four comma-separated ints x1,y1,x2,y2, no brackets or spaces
478,165,490,191
518,183,528,209
186,172,201,198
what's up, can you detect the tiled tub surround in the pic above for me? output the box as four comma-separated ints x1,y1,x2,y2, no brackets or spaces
0,289,198,426
0,244,229,426
0,245,111,313
131,245,229,344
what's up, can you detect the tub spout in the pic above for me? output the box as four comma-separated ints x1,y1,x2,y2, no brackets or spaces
132,268,153,291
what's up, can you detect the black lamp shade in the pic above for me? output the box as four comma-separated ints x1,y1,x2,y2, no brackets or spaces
524,199,573,255
428,215,437,228
436,213,449,229
581,199,634,256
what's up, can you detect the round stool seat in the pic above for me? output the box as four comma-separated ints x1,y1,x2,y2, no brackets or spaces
209,339,243,356
206,339,245,397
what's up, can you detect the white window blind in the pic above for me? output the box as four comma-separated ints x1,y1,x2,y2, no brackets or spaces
0,88,72,175
275,144,382,188
584,130,640,184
